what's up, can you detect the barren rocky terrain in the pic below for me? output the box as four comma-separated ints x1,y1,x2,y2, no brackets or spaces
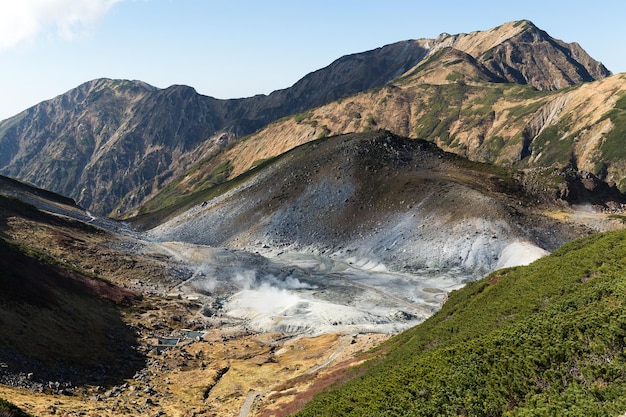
147,132,593,271
2,137,622,417
0,179,394,416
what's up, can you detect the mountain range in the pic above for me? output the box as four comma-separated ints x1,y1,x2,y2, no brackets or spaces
146,130,601,276
0,19,616,218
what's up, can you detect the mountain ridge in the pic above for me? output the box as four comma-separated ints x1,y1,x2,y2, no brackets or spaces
175,73,624,209
433,20,610,90
0,20,611,216
1,19,626,416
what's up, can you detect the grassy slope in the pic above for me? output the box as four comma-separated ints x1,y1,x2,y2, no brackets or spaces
296,230,626,416
0,194,142,386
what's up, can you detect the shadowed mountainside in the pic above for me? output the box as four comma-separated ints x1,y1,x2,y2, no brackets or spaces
0,398,31,417
0,183,144,388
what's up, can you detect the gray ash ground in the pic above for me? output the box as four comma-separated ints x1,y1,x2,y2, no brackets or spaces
146,241,475,335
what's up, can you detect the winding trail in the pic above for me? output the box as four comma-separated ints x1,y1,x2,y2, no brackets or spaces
238,334,353,417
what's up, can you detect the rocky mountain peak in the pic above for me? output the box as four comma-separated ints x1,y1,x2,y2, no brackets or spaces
0,21,614,216
423,20,611,90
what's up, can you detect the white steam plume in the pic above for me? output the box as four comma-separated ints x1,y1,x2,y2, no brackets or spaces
267,274,317,290
234,282,301,315
232,269,257,290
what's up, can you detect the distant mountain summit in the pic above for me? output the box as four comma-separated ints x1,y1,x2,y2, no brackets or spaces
0,20,612,216
429,20,610,89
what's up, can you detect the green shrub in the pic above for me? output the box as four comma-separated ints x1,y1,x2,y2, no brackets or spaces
296,230,626,416
599,93,626,173
294,111,314,124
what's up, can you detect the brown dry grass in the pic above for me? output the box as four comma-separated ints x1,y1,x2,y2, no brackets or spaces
0,318,385,417
254,334,391,417
3,196,608,413
4,216,174,289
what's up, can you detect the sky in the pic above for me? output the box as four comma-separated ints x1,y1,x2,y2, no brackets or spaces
1,0,625,120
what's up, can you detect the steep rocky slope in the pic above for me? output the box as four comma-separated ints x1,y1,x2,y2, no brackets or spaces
0,20,610,216
148,131,595,277
129,22,621,212
438,20,609,89
0,41,432,217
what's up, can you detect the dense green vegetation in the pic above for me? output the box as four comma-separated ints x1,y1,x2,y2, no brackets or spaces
528,116,575,167
296,230,626,416
0,398,32,417
599,93,626,189
414,83,467,144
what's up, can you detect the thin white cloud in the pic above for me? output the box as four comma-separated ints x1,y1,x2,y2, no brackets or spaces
0,0,123,51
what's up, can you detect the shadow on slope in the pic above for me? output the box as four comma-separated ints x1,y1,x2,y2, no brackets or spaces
0,195,144,389
0,398,31,417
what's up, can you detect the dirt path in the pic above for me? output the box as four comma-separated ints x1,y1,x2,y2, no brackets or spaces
238,389,269,417
238,334,353,417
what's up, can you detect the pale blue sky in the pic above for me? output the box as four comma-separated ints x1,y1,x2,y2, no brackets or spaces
1,0,625,120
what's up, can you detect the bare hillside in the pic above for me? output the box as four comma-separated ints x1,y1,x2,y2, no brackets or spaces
149,132,590,276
